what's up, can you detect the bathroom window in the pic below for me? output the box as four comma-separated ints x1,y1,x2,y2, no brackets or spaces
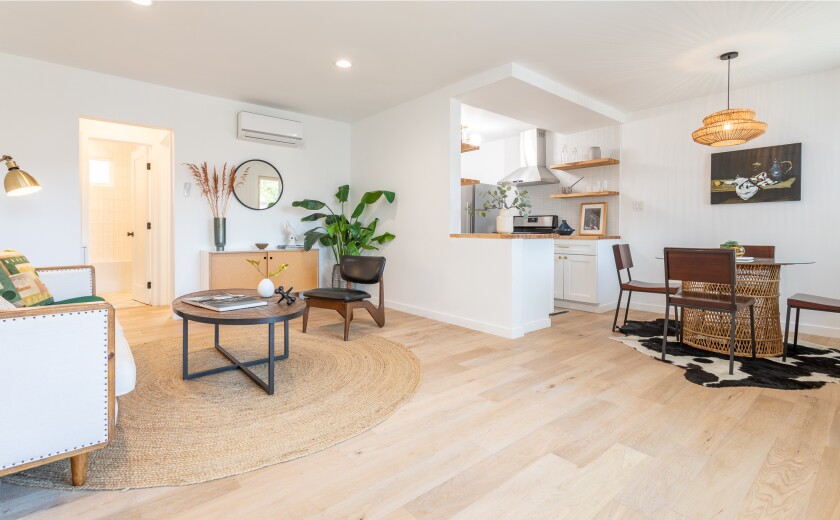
89,159,113,186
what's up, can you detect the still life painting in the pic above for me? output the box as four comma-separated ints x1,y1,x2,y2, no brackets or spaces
711,143,801,204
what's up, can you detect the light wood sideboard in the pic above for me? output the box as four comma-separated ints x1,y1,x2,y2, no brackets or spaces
200,249,320,291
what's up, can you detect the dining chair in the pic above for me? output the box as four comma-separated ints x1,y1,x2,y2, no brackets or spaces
302,256,386,341
783,293,840,361
662,248,757,375
611,244,679,332
742,245,775,259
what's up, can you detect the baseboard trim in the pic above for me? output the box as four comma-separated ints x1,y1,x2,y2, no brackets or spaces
554,299,617,314
627,301,840,339
383,299,545,339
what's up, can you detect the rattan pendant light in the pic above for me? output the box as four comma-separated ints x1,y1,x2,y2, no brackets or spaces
692,52,767,147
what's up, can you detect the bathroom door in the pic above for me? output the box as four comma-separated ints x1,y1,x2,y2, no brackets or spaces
131,147,152,305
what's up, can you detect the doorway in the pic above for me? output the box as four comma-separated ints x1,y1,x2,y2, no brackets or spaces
80,118,174,307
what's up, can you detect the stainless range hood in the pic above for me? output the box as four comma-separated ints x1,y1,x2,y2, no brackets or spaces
498,129,559,186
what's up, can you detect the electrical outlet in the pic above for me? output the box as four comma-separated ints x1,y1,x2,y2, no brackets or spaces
632,200,645,212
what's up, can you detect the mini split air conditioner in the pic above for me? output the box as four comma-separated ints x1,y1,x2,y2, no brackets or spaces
237,112,304,148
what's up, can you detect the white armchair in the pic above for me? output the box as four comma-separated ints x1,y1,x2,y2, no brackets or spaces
0,265,136,486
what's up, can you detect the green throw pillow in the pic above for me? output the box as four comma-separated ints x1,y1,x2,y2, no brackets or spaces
0,250,54,307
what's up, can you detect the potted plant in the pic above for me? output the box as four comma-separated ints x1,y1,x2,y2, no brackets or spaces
721,240,746,257
184,162,248,251
292,185,396,287
246,258,289,297
467,185,531,233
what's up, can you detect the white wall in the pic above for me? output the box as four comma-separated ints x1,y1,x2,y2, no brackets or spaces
0,52,350,295
621,66,840,337
460,138,506,184
352,91,553,338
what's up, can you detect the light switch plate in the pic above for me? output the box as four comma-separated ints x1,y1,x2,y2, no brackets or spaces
632,200,645,212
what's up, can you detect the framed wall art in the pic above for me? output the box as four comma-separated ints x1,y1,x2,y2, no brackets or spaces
579,201,607,236
711,143,801,204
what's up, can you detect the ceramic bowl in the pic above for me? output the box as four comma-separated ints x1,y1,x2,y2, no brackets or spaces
255,243,269,250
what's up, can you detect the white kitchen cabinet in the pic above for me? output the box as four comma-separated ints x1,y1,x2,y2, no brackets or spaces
554,239,620,313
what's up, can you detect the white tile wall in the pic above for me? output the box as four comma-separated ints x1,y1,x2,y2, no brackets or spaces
88,139,138,262
524,125,621,236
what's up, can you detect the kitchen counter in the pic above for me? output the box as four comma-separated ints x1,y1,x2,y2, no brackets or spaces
450,233,620,240
450,233,557,239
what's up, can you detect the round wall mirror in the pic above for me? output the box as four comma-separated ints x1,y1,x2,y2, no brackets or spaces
233,159,284,210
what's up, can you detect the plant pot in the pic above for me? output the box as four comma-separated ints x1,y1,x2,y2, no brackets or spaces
213,217,226,251
496,208,515,234
257,278,275,298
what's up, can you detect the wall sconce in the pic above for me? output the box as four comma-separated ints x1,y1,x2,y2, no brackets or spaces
3,155,42,196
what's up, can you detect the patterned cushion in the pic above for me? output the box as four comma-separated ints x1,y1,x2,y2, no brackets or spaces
0,296,15,310
0,250,54,307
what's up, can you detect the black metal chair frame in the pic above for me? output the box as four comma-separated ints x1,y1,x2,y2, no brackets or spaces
783,296,840,362
662,248,757,375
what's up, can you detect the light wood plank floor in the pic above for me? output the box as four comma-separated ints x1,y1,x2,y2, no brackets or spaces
3,306,840,519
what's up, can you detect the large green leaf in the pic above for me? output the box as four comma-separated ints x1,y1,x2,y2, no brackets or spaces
292,199,326,211
335,185,350,203
346,242,361,256
373,232,396,244
301,212,330,222
303,230,328,251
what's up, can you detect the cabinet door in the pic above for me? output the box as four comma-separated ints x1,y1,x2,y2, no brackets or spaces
267,250,319,291
210,252,267,290
554,254,565,300
563,254,597,303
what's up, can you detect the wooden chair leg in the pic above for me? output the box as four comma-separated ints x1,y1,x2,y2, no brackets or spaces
623,291,632,327
783,305,792,361
343,305,351,341
661,304,670,361
728,312,737,375
611,289,623,332
70,452,89,486
302,304,310,333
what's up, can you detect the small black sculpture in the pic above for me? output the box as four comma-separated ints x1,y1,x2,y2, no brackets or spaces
275,285,297,305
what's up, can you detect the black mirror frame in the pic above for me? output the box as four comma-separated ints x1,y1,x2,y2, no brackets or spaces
233,159,284,211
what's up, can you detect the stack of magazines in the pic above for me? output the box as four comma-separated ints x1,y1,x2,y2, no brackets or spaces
183,293,268,312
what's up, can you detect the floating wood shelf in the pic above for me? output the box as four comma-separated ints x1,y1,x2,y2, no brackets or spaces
460,178,480,186
550,158,619,171
461,142,480,153
549,191,619,199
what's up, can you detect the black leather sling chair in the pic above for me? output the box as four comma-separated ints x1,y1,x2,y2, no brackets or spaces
302,256,386,341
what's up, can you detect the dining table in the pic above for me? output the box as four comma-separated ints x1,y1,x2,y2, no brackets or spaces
658,256,814,358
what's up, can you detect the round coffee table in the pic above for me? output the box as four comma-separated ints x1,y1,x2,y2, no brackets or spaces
172,289,305,395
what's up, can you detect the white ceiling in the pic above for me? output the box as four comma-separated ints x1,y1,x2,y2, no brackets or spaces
460,105,531,144
2,2,840,123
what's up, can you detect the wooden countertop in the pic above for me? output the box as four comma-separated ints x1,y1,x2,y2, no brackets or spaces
450,234,621,240
205,248,313,254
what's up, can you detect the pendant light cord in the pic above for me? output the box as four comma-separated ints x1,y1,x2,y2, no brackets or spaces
727,57,731,110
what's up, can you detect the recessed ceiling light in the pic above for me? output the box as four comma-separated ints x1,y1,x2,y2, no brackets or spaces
335,59,352,69
131,0,152,6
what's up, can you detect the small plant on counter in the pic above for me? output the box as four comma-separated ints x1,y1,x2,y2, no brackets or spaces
246,258,289,279
291,185,396,260
467,184,531,217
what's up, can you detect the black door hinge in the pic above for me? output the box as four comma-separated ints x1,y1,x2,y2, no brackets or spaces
146,162,151,171
147,222,152,230
147,281,152,289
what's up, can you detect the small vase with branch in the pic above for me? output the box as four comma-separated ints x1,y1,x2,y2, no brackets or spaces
185,162,248,251
246,258,289,297
466,185,531,233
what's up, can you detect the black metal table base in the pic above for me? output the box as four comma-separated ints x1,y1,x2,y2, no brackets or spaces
182,319,289,395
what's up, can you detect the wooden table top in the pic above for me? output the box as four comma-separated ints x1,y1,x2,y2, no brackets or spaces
655,256,814,266
172,289,306,325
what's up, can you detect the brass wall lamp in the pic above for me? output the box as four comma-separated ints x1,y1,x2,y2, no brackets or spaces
3,155,42,196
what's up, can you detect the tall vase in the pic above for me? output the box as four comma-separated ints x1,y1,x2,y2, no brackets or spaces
496,208,514,233
213,217,226,251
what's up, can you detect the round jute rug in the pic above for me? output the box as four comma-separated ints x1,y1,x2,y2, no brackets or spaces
3,328,422,490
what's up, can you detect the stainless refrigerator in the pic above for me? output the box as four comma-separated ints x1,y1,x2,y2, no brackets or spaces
461,183,499,233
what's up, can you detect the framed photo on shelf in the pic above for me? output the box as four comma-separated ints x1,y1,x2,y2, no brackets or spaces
579,202,607,236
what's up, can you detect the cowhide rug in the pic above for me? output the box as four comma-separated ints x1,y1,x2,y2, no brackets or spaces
611,319,840,390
